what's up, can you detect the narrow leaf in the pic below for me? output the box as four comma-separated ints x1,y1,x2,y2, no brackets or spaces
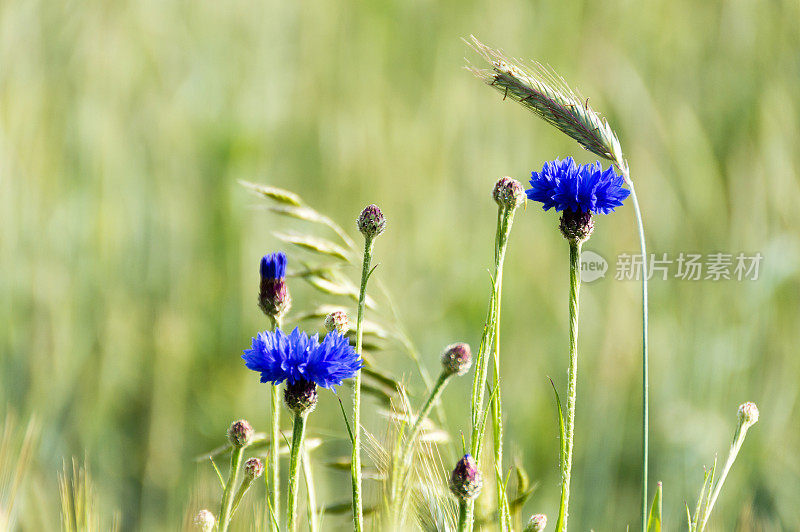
646,481,662,532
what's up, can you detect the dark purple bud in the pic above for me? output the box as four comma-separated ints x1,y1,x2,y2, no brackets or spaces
357,204,386,239
259,277,291,318
227,419,254,448
449,454,482,501
493,177,525,209
441,343,472,376
244,457,264,480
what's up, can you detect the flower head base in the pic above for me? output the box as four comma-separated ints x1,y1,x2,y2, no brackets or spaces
244,457,264,480
441,342,472,376
284,379,318,413
193,509,216,532
527,157,629,215
737,401,759,428
449,454,482,501
493,177,526,210
559,209,594,243
259,252,291,318
357,204,386,239
524,514,547,532
324,310,349,334
243,328,362,389
227,419,254,448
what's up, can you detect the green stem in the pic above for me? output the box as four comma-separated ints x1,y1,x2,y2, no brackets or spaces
231,476,255,518
618,162,649,532
491,222,510,530
465,206,516,531
698,423,751,532
556,240,582,532
302,445,319,532
287,411,308,532
218,447,244,532
458,500,469,532
391,371,452,512
268,317,281,532
351,237,375,532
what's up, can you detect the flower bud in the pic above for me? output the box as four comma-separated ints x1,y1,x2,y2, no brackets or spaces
259,252,291,318
227,419,254,448
244,457,264,480
193,509,216,532
737,401,759,428
441,343,472,376
324,311,349,334
493,177,525,209
559,209,594,243
524,513,547,532
357,204,386,239
284,379,318,414
449,454,482,501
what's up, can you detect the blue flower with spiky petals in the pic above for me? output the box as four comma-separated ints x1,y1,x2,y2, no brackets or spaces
526,157,630,214
243,327,362,389
260,252,287,280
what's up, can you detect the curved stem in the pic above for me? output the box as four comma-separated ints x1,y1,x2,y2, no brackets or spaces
556,240,581,532
621,166,649,532
351,237,374,532
287,411,308,532
698,422,751,531
391,371,452,515
218,447,244,532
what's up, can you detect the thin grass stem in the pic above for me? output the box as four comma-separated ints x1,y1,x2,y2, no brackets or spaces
287,411,308,532
268,316,282,532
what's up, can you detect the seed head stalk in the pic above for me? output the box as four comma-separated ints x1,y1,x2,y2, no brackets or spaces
616,162,649,532
351,236,375,532
463,204,517,531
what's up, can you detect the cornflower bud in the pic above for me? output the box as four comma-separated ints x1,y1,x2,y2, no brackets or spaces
324,310,349,334
524,513,547,532
284,379,318,414
449,454,482,501
193,509,215,532
357,204,386,239
441,343,472,376
258,252,291,319
493,176,526,209
227,419,254,448
244,457,264,481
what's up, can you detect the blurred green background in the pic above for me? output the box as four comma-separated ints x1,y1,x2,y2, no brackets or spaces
2,0,799,530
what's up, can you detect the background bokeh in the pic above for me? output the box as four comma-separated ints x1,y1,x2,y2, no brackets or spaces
2,0,799,530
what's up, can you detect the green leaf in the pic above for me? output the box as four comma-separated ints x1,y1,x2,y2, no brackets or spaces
646,481,662,532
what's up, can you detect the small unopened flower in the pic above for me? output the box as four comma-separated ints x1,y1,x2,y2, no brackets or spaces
493,177,526,209
449,454,482,501
324,310,349,334
738,402,759,428
243,328,362,389
244,457,264,480
357,204,386,239
227,419,254,448
441,343,472,376
284,379,319,413
524,513,547,532
258,252,291,318
193,509,216,531
527,157,630,242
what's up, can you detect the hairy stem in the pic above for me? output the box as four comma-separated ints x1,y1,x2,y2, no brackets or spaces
287,411,308,532
464,206,516,531
698,422,752,531
351,237,375,532
268,317,281,531
391,371,452,517
218,447,244,532
556,240,581,532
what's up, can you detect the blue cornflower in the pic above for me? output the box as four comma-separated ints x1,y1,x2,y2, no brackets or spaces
260,252,287,280
526,157,630,215
242,327,362,389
